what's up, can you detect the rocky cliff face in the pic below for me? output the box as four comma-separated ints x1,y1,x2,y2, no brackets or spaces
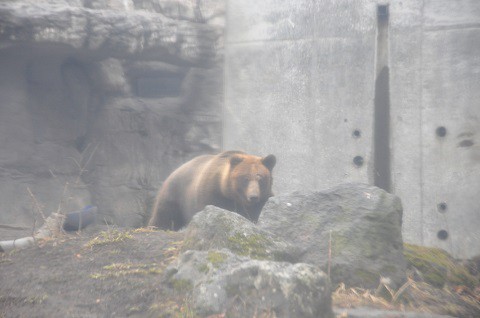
0,0,224,227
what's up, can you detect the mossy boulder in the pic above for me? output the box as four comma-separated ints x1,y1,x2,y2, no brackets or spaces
165,249,334,318
258,183,407,289
404,243,479,288
181,205,302,262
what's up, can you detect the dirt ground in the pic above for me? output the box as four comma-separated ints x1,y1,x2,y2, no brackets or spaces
0,226,185,318
1,226,479,318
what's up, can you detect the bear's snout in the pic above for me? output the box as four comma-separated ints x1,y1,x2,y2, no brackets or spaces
247,194,259,203
246,181,260,204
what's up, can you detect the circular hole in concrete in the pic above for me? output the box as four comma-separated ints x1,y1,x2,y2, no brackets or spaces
353,156,364,167
437,202,447,213
437,230,448,240
353,129,361,138
436,126,447,137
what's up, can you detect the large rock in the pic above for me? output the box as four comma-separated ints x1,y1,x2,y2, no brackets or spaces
258,183,407,288
132,0,226,26
182,205,302,262
166,249,334,318
0,1,218,63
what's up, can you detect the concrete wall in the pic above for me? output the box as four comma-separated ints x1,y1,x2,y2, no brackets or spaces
224,0,480,259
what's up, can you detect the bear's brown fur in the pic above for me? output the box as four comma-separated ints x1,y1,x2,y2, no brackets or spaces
148,151,276,230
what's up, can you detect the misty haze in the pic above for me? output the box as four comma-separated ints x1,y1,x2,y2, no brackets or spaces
0,1,479,317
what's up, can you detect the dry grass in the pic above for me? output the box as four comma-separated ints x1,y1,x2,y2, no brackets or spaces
333,282,397,310
150,298,198,318
132,226,158,233
84,229,134,249
90,262,162,280
333,278,480,317
162,240,184,266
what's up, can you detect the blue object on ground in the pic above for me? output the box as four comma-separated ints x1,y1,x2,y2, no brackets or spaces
63,205,97,231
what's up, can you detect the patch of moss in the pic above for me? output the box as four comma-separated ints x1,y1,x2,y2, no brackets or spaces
214,214,235,233
302,213,321,226
197,263,210,274
170,278,193,293
330,232,350,257
354,268,379,286
339,204,354,215
206,251,227,268
181,238,196,251
227,233,270,260
381,264,398,275
404,243,479,288
379,191,387,201
84,229,134,249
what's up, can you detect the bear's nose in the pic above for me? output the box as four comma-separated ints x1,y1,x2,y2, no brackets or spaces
247,195,259,203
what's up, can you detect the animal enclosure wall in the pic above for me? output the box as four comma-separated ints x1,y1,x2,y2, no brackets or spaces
224,0,480,258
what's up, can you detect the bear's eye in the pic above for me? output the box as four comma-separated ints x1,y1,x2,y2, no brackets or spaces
258,176,267,187
240,176,250,187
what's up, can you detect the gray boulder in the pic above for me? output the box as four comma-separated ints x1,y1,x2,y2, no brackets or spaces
258,183,406,289
181,205,302,262
166,249,334,318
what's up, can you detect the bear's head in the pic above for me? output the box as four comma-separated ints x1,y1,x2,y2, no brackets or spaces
226,153,276,220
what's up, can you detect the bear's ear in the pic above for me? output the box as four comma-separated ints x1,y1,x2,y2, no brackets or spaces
262,154,276,171
230,156,243,168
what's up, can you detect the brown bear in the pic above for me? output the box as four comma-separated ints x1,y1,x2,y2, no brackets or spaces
148,150,276,230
